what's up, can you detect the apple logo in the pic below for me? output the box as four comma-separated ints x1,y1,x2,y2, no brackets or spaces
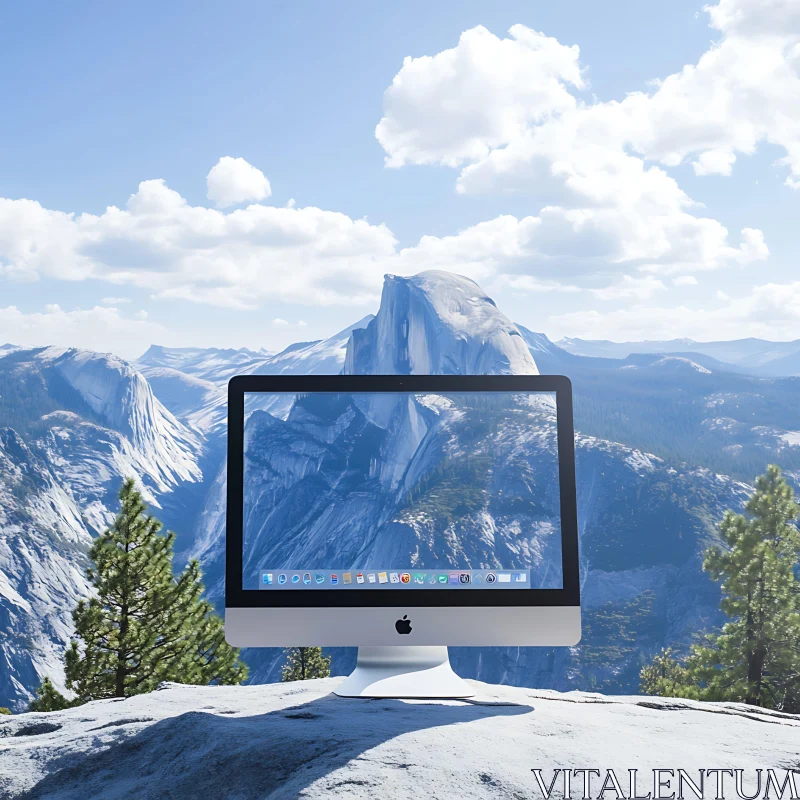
395,615,412,635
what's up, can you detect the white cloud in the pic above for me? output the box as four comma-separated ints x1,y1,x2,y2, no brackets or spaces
673,275,698,286
379,1,800,182
531,0,800,186
705,0,800,38
492,274,580,294
693,149,736,177
375,5,794,279
0,305,169,360
0,176,398,309
206,156,272,208
394,203,764,282
0,197,84,282
376,25,585,168
451,118,768,272
591,275,666,301
546,280,800,341
619,38,800,187
272,318,309,327
9,167,746,312
395,215,540,284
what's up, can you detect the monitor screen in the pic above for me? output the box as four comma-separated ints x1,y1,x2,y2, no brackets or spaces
241,390,564,592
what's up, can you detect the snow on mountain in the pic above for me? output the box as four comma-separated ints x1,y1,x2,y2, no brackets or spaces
2,678,797,799
140,317,375,436
344,273,536,375
138,315,373,395
136,367,219,421
515,326,568,358
653,356,712,374
557,336,699,359
256,316,374,377
0,429,93,711
136,345,269,383
624,356,713,375
0,348,210,710
34,347,202,495
136,366,225,436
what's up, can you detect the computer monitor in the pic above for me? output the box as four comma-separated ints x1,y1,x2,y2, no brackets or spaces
225,375,580,698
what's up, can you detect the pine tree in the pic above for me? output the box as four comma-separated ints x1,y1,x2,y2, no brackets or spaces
281,647,331,682
38,477,246,707
28,678,74,712
640,648,698,698
642,466,800,709
687,465,800,710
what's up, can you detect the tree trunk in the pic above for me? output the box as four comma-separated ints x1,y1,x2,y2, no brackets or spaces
117,531,131,698
746,643,767,705
745,565,768,706
116,602,128,697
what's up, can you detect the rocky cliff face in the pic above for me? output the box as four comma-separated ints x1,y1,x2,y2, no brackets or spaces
0,349,207,709
39,348,203,497
344,272,536,375
0,427,92,709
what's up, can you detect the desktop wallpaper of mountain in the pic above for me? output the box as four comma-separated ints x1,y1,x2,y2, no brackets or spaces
1,0,800,795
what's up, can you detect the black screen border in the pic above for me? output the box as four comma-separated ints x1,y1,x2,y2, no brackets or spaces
226,375,579,609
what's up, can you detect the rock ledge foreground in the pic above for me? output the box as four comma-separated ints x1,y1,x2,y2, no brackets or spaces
1,678,798,799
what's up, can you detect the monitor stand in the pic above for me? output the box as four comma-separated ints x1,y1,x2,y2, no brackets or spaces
334,646,474,699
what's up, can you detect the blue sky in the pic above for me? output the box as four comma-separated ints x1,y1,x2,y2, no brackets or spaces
1,0,798,358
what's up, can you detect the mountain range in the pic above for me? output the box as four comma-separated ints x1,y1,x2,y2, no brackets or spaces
1,271,799,710
558,336,800,376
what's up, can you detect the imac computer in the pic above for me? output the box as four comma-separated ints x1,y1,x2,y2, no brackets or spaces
225,375,581,698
